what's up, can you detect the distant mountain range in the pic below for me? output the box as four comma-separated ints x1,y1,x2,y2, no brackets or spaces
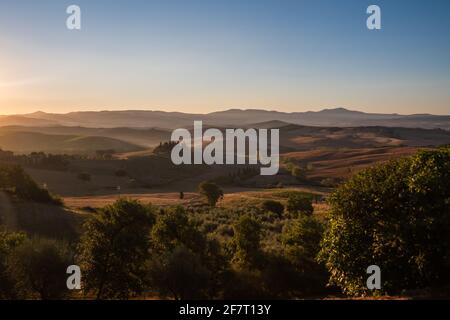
1,108,449,130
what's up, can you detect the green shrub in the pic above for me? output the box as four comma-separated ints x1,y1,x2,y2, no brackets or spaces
0,230,27,299
150,206,206,254
286,193,314,217
229,215,262,269
148,206,228,299
282,216,324,261
261,200,284,218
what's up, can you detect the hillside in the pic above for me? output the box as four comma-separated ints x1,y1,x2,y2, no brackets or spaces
1,108,449,130
0,165,82,240
282,146,421,181
0,131,144,154
188,122,450,152
0,192,82,241
2,122,449,154
274,124,450,151
0,126,171,147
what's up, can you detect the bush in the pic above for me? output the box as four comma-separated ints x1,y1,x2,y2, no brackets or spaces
229,215,262,269
150,206,206,254
281,216,328,296
260,252,327,299
222,269,267,299
0,230,26,299
147,245,210,300
319,149,450,296
282,216,324,261
148,207,228,299
286,194,314,217
261,200,284,218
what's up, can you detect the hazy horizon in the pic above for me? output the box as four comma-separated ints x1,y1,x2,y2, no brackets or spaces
1,0,450,115
1,106,450,117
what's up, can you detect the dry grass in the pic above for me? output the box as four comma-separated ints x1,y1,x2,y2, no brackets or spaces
283,146,422,180
63,192,199,209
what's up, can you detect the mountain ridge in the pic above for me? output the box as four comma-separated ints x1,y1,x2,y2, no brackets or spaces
1,108,449,130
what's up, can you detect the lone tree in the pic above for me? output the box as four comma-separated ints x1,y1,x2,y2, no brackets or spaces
319,148,450,296
199,182,224,207
78,199,155,299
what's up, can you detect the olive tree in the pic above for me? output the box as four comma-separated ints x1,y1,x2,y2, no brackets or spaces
77,199,155,299
9,238,72,300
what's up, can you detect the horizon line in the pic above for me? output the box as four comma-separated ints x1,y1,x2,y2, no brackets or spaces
1,107,448,117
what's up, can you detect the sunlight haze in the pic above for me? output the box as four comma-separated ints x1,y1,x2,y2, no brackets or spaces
0,0,449,115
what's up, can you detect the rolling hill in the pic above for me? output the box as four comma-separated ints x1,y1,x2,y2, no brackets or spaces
195,121,450,152
282,146,422,181
0,126,171,147
268,123,450,151
0,121,449,156
0,131,144,154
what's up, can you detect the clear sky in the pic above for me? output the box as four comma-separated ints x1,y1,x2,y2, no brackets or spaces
0,0,449,115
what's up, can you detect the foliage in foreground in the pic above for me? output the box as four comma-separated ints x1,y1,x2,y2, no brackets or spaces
319,148,450,296
77,199,155,299
3,148,450,299
0,231,72,300
8,238,72,300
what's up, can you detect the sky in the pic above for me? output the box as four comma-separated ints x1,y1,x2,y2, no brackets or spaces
0,0,449,115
